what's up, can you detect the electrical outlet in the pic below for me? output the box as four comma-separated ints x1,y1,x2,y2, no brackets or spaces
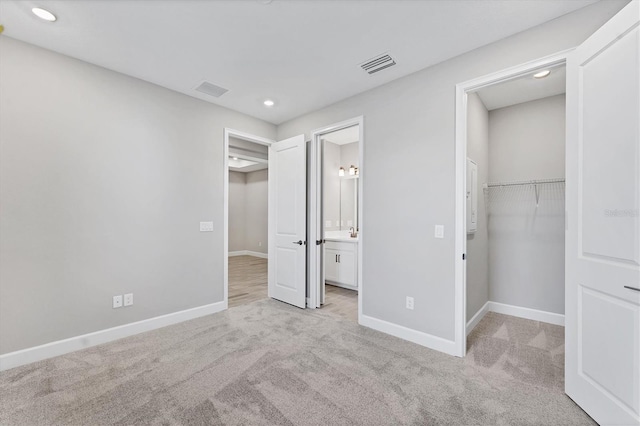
113,295,123,309
406,296,414,310
200,222,214,232
434,225,444,239
258,241,262,247
124,293,133,307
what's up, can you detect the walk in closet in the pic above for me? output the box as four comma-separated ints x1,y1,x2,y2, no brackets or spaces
465,66,567,330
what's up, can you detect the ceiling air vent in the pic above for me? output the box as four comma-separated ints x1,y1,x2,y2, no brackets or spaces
360,53,396,75
195,81,229,98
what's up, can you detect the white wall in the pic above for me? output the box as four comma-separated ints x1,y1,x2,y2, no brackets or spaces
488,95,566,183
488,94,566,314
244,169,268,254
229,171,247,252
0,37,276,355
341,142,359,170
277,1,626,342
228,170,268,254
466,94,490,322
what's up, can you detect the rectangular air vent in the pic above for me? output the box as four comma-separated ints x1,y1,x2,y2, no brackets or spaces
195,81,229,98
360,53,396,74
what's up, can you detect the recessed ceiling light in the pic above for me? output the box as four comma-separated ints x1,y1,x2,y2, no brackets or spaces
32,7,57,22
233,157,238,160
533,70,551,79
263,99,275,107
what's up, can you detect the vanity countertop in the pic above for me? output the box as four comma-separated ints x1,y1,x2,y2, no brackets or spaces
325,235,359,243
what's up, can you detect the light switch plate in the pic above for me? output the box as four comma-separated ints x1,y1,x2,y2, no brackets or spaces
200,222,214,232
124,293,133,307
113,295,123,309
435,225,444,239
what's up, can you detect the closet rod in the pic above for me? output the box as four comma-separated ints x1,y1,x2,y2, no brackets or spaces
484,178,565,188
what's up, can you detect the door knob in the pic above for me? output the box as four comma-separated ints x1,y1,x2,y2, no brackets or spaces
292,240,305,245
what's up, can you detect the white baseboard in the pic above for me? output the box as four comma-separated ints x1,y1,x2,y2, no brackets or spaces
229,250,268,259
488,301,564,326
466,301,564,336
360,314,457,356
0,301,226,372
466,301,490,336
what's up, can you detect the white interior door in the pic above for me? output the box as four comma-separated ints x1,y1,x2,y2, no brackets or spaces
268,135,307,308
566,2,640,424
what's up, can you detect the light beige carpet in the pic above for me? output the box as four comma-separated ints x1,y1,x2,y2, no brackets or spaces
0,300,593,425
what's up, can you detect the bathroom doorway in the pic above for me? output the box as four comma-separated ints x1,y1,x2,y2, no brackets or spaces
309,117,363,323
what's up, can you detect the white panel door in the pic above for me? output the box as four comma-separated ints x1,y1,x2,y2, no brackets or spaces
566,2,640,424
268,135,307,309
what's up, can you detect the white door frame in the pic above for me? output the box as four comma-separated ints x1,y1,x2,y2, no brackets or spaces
223,128,275,308
453,50,572,357
309,116,364,323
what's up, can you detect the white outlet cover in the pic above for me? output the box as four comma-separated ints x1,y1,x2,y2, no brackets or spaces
325,220,332,228
124,293,133,307
434,225,444,239
406,296,414,310
200,222,214,232
113,295,123,308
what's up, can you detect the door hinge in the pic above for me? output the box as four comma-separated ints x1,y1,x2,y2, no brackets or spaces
462,253,466,260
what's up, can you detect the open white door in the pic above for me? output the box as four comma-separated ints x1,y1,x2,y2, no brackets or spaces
268,135,307,308
566,2,640,424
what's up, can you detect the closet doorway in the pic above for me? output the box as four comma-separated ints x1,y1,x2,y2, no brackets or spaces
453,56,570,405
454,52,570,357
465,64,567,333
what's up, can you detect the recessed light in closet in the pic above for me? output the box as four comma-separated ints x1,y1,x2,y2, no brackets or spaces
533,70,551,79
32,7,57,22
263,99,275,107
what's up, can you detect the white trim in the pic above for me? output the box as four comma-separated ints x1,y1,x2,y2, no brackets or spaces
0,301,226,372
454,49,573,357
360,315,457,356
488,301,565,326
466,301,565,337
228,250,268,259
308,133,321,310
223,129,274,309
466,301,490,336
309,117,364,323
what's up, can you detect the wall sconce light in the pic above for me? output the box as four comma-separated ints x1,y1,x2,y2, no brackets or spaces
339,167,345,176
349,165,356,176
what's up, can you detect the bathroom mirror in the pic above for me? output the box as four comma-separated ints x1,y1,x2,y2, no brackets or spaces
340,177,358,230
322,125,360,235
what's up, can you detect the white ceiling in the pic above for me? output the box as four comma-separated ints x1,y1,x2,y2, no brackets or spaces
323,126,359,146
0,0,597,124
476,64,567,110
229,137,268,173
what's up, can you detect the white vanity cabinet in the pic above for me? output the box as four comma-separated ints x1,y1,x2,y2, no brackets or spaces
324,240,357,289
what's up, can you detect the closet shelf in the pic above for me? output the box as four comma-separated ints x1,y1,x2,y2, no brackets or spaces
483,178,565,188
483,178,565,207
